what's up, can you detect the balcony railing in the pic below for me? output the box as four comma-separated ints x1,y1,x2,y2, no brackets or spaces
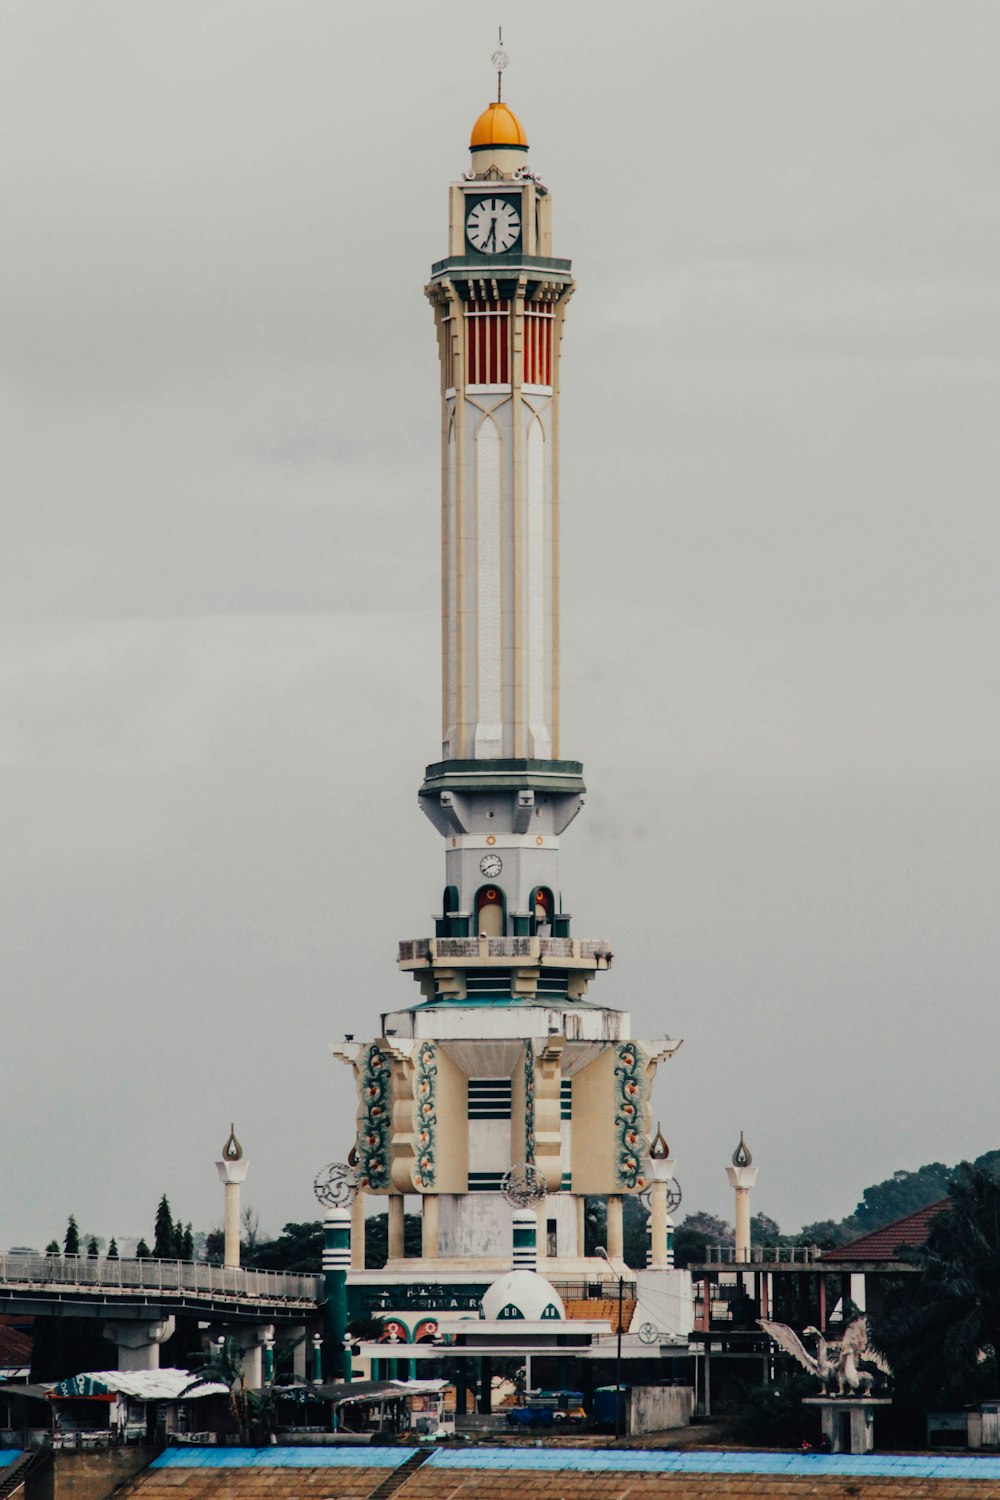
0,1253,322,1304
704,1244,820,1265
398,937,612,965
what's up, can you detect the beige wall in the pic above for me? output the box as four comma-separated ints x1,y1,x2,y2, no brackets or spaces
569,1048,616,1194
431,1044,469,1194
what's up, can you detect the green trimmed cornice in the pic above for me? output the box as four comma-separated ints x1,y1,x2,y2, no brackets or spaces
420,758,586,798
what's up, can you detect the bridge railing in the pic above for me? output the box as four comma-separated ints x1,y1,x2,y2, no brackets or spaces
0,1253,322,1303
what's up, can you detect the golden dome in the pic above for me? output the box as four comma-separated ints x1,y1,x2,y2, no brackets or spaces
470,100,528,152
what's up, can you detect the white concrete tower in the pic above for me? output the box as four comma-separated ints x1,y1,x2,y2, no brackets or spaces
331,63,684,1325
215,1123,248,1270
726,1132,758,1262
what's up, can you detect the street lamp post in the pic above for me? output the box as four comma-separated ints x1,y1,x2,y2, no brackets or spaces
596,1244,624,1441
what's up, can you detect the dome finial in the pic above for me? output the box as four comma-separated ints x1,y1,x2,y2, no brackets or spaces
491,27,509,104
650,1122,670,1160
732,1131,752,1168
222,1123,243,1161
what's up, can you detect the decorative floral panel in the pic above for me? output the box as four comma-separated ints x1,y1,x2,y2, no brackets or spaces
413,1042,438,1190
357,1043,392,1191
613,1042,650,1190
524,1039,536,1165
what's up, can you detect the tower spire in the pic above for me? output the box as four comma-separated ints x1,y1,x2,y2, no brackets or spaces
491,29,508,104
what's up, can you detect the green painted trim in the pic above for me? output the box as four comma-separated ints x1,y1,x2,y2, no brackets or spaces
469,142,529,153
429,254,572,277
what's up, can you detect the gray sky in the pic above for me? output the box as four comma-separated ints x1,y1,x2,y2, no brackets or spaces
3,0,999,1251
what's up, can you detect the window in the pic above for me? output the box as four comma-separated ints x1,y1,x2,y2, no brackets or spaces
465,299,510,386
523,300,554,387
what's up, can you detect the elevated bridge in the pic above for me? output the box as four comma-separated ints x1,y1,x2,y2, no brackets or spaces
0,1254,323,1375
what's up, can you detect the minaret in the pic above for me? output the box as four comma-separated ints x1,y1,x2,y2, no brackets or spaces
332,57,681,1292
726,1132,758,1262
215,1124,247,1270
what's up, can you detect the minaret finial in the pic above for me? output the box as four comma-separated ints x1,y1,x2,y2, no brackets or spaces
732,1131,752,1168
491,28,508,104
223,1122,243,1161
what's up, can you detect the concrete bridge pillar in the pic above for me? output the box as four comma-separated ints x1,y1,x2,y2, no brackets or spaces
206,1323,275,1389
104,1316,175,1371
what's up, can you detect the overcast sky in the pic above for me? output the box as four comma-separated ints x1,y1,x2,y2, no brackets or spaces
3,0,999,1252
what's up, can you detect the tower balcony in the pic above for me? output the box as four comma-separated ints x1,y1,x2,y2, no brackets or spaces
398,935,612,972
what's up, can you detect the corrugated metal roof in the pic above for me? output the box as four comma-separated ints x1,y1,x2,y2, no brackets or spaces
819,1199,950,1263
50,1369,229,1401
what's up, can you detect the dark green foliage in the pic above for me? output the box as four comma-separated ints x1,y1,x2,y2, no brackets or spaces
107,1237,119,1259
204,1228,225,1264
672,1211,732,1268
799,1218,860,1250
181,1223,194,1260
153,1195,174,1257
853,1163,953,1234
749,1212,783,1245
872,1162,1000,1408
63,1216,80,1257
135,1237,151,1259
623,1194,649,1268
732,1373,821,1448
86,1236,99,1257
364,1212,424,1268
45,1241,61,1257
247,1221,325,1273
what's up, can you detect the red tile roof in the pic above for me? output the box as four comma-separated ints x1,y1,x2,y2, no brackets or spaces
819,1198,951,1264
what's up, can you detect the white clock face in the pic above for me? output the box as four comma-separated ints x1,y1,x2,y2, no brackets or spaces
466,197,521,254
479,853,503,878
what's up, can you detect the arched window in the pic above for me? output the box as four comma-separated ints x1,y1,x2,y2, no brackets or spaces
474,884,506,938
530,886,555,935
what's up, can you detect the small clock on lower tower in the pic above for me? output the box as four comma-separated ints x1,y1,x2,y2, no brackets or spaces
479,853,503,878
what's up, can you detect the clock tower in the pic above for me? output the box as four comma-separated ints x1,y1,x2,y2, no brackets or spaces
332,72,687,1344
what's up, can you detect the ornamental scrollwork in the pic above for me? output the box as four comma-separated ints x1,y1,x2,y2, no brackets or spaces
413,1042,438,1190
358,1044,392,1191
613,1042,650,1190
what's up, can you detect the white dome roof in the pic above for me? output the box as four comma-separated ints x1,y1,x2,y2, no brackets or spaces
480,1270,565,1323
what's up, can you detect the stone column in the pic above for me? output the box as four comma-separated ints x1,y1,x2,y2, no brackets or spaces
388,1194,405,1261
421,1194,439,1258
104,1317,175,1372
606,1195,624,1263
215,1124,248,1270
726,1132,758,1262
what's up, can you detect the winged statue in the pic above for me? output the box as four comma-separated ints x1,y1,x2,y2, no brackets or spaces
758,1317,890,1396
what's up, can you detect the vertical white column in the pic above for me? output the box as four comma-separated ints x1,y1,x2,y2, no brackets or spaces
526,416,550,756
475,416,502,756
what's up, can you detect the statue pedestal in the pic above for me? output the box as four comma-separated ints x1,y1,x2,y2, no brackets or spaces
803,1397,892,1453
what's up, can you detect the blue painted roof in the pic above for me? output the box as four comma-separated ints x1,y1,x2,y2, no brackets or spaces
0,1453,24,1470
152,1446,414,1469
148,1444,1000,1482
425,1447,1000,1480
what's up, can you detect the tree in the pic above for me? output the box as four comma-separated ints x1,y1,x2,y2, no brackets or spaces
153,1195,174,1258
672,1211,732,1268
87,1236,99,1258
181,1223,194,1260
799,1217,861,1250
242,1206,261,1257
853,1164,953,1235
248,1221,325,1273
750,1213,783,1246
107,1237,119,1259
136,1237,151,1259
45,1240,61,1257
364,1213,424,1268
63,1216,80,1256
873,1163,1000,1408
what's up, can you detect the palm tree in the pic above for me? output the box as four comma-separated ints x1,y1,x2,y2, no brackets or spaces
872,1162,1000,1406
